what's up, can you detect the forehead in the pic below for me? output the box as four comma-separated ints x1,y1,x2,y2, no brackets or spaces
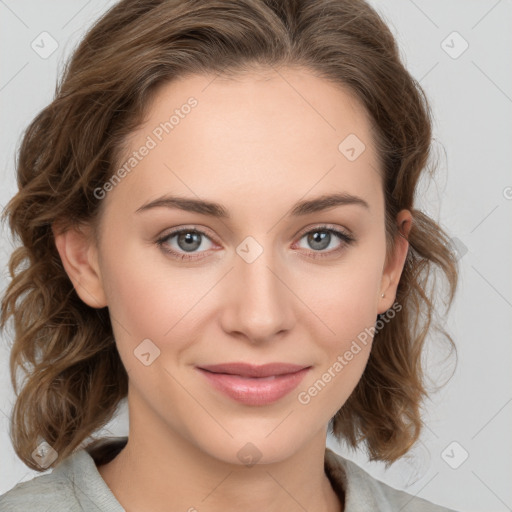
106,67,383,219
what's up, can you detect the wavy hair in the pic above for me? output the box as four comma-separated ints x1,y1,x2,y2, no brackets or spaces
1,0,458,471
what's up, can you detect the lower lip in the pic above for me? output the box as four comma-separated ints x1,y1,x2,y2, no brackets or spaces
197,367,310,406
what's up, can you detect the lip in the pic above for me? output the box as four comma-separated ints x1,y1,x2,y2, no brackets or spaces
196,362,311,406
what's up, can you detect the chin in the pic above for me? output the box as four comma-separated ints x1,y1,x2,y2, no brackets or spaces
190,422,314,467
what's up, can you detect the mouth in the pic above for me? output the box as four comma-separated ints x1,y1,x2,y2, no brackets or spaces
196,362,311,406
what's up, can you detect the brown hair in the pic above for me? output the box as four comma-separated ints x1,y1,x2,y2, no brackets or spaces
1,0,458,471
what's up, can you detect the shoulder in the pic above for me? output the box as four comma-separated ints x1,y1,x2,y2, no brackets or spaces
0,439,126,512
0,470,80,512
325,448,460,512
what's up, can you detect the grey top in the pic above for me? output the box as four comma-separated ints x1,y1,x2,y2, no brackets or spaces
0,437,458,511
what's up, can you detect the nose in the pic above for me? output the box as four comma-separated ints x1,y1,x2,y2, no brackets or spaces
218,241,295,344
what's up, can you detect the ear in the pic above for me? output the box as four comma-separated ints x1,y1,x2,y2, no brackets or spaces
378,209,412,314
52,222,107,308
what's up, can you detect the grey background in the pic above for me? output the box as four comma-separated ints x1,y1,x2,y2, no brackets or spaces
0,1,511,511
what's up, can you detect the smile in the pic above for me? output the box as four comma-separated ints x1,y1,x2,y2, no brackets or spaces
196,362,312,406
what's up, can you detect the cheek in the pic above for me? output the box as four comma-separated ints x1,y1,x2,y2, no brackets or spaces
297,279,377,417
99,239,214,375
294,249,383,407
302,258,383,344
97,238,173,348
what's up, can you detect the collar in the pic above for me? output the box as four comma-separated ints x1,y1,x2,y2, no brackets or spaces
52,436,396,512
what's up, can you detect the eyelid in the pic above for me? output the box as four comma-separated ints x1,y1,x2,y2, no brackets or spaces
293,222,353,240
157,224,219,243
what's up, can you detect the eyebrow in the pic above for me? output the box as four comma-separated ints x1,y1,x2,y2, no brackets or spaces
135,192,370,218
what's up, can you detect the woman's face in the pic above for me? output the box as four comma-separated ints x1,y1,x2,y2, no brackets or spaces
66,67,410,465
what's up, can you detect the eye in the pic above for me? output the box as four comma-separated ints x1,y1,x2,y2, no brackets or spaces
156,224,355,262
293,225,355,259
156,227,216,261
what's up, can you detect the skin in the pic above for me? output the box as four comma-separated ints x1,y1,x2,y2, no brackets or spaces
54,67,412,512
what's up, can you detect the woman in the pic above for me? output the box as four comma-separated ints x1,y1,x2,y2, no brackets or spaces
0,0,459,510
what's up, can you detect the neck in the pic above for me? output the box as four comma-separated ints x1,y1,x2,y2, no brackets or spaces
97,393,343,512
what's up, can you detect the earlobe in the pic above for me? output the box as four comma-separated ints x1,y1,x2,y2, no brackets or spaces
52,222,107,308
378,209,412,312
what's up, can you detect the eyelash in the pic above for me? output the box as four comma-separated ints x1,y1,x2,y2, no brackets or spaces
155,225,355,262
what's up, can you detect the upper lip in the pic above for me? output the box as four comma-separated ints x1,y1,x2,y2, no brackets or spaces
198,362,310,378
